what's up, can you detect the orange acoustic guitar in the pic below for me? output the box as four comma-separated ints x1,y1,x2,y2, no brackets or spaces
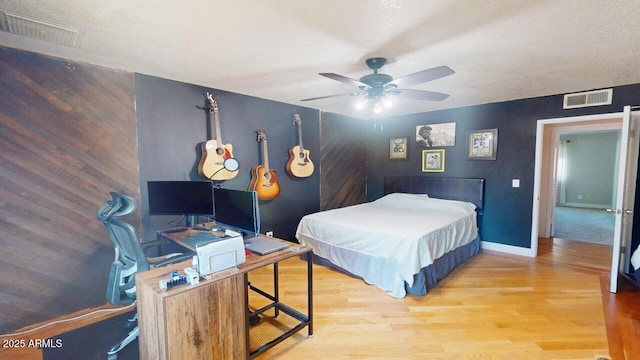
285,114,314,178
197,93,238,180
249,129,281,200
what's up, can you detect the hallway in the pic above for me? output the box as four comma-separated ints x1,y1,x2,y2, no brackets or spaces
554,206,614,245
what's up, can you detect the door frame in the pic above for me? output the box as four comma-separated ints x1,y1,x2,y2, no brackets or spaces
542,122,622,238
531,111,636,257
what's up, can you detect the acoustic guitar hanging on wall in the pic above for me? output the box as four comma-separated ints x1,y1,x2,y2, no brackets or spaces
197,93,238,180
286,114,314,178
249,129,281,200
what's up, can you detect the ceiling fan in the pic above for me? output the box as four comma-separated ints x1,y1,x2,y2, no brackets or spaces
301,57,455,110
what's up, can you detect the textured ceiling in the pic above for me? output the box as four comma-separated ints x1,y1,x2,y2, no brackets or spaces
0,0,639,119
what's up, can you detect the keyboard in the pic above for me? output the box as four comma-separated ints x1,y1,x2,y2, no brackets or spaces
183,233,225,247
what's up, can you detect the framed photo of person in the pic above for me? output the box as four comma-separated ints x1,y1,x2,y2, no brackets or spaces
389,137,408,160
416,122,456,148
467,128,498,160
422,149,445,172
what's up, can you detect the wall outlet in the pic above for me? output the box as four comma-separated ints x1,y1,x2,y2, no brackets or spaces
266,231,273,237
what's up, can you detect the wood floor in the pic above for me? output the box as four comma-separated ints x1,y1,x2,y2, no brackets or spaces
249,238,616,360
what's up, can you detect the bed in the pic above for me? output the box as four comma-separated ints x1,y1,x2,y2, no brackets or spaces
295,176,484,298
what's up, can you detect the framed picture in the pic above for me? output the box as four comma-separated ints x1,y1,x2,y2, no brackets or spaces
416,122,456,148
422,149,445,172
467,128,498,160
389,137,408,160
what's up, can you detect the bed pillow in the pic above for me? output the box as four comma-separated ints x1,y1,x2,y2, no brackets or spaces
375,192,476,213
421,196,477,212
373,193,429,207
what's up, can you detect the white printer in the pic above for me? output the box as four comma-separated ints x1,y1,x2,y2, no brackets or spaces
195,229,246,276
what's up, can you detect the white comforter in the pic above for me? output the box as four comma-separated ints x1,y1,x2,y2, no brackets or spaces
295,193,478,297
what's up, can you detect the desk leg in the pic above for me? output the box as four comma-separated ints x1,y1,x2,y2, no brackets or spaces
244,273,250,359
307,252,313,336
273,262,280,317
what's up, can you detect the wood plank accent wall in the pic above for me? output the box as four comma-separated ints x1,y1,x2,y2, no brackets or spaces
0,47,138,333
319,112,367,210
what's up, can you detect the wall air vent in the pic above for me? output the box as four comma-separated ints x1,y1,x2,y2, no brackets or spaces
563,88,613,109
0,10,82,47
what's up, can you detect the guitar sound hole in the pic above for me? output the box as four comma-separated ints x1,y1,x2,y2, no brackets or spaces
298,152,305,158
216,148,224,155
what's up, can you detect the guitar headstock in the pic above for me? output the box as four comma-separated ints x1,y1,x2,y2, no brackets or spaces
205,92,219,113
257,129,267,142
293,114,301,125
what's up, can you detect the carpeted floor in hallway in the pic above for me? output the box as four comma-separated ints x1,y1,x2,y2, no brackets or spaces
554,205,614,245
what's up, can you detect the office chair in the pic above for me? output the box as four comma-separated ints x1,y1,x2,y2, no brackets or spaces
98,191,193,360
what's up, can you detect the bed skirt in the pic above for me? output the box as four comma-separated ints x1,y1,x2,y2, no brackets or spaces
406,236,480,295
311,236,481,296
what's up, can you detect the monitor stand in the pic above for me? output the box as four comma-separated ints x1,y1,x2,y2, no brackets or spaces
185,215,195,228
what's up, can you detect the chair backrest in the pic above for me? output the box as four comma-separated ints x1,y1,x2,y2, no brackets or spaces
98,192,149,305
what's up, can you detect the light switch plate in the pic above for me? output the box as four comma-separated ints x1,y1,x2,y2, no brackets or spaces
512,179,520,188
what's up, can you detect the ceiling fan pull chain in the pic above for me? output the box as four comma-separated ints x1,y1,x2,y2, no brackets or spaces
372,118,383,131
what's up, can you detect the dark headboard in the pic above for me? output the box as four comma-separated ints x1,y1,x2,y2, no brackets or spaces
383,176,485,212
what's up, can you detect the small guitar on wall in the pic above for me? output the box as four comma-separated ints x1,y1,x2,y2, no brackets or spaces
197,93,238,180
286,114,314,178
249,129,281,200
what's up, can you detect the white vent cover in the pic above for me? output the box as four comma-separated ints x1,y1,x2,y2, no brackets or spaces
563,88,613,109
0,10,81,47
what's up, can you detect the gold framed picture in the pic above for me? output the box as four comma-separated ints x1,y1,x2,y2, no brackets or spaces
467,128,498,160
422,149,445,172
389,137,408,160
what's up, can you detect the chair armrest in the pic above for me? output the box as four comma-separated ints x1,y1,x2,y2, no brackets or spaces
141,239,166,248
143,239,195,267
141,239,166,255
150,252,196,268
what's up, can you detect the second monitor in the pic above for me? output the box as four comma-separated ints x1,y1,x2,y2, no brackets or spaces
213,188,260,237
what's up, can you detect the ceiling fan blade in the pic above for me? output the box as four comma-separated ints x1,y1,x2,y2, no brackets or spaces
395,89,450,101
320,73,370,88
300,92,363,101
386,66,455,88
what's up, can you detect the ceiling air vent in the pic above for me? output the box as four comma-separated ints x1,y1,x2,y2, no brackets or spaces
0,10,82,47
563,88,613,109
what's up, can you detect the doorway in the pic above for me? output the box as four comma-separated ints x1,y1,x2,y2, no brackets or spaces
531,112,633,259
552,130,619,246
532,107,640,292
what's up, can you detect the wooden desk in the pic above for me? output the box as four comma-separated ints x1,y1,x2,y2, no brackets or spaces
135,227,313,359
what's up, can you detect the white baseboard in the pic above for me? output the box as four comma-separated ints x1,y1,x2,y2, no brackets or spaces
481,241,536,257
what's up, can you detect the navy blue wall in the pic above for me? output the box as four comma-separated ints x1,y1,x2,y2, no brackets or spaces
366,83,640,252
135,74,321,242
133,72,640,273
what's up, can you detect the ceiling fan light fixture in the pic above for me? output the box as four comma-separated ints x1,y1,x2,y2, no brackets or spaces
373,101,383,113
303,58,453,112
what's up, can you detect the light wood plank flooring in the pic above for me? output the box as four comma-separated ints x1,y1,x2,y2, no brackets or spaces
249,238,613,360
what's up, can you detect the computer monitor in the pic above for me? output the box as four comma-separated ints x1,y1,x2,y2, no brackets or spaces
147,181,214,227
213,188,260,237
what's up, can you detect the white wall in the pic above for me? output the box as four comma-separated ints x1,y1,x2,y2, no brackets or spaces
559,131,620,207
